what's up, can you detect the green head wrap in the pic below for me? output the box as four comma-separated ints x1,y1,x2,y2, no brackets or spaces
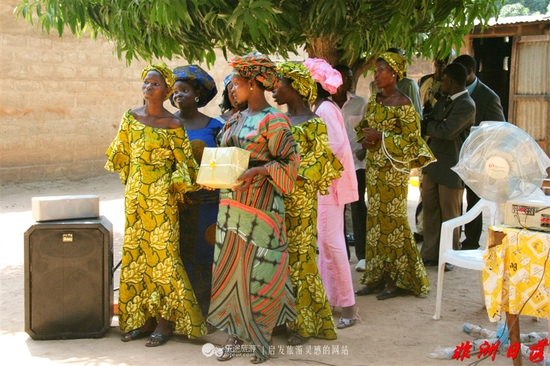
276,62,318,104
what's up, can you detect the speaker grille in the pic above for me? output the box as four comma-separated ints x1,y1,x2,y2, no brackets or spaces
25,217,113,340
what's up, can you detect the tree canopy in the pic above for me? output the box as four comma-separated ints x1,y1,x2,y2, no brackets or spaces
15,0,503,77
502,0,550,14
500,3,530,16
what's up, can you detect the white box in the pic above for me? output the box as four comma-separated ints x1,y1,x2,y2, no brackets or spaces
32,195,100,222
196,147,251,189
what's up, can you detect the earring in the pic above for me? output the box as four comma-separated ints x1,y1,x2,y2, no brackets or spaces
250,87,254,91
195,96,199,103
393,74,396,78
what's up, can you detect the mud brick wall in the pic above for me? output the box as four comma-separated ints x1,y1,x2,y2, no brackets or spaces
0,0,433,183
0,0,235,183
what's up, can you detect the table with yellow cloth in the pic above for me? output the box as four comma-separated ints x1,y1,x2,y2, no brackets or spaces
483,226,550,321
483,226,550,366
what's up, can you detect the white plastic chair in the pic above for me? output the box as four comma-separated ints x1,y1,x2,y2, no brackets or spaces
433,198,498,320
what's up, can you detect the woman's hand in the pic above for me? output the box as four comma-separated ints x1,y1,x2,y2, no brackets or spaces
361,127,382,150
233,166,267,191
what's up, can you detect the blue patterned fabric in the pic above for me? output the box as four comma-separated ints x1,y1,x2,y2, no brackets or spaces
173,65,218,107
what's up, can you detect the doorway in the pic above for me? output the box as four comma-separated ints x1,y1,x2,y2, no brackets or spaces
472,37,513,120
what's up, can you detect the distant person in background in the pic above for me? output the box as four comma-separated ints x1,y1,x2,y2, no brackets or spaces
304,58,359,328
215,73,248,123
106,62,206,347
420,63,475,271
331,64,368,272
419,50,455,118
354,52,434,300
452,54,505,250
273,61,342,345
171,65,222,323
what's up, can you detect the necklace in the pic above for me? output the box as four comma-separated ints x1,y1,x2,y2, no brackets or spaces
378,90,399,105
382,89,399,99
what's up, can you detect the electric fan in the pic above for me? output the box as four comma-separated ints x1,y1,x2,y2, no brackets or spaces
452,122,550,203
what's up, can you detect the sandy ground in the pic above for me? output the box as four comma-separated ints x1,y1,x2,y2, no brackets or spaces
0,174,547,366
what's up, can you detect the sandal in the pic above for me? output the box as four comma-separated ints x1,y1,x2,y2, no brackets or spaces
250,355,268,364
287,331,310,345
121,328,153,342
217,336,241,362
376,287,404,301
206,323,218,334
145,332,173,347
337,317,357,329
355,282,384,296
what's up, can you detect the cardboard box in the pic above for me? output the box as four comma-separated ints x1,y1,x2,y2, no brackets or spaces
196,147,251,189
487,226,506,248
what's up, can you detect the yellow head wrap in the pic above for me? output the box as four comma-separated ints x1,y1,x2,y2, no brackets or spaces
276,62,318,105
379,52,407,80
140,62,176,100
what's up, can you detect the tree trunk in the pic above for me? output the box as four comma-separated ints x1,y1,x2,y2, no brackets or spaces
306,36,375,92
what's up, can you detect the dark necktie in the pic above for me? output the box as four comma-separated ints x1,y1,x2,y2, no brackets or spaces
444,96,453,108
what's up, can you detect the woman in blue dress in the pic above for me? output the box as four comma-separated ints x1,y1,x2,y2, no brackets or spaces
171,65,222,321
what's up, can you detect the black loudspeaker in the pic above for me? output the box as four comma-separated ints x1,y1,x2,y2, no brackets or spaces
24,216,113,340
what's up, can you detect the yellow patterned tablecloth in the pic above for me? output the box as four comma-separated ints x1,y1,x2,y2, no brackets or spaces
483,226,550,322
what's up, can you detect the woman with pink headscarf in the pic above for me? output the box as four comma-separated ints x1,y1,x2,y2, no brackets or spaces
304,58,359,328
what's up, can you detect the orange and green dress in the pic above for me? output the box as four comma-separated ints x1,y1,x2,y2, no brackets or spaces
208,107,299,361
355,96,435,295
105,110,206,338
285,116,343,340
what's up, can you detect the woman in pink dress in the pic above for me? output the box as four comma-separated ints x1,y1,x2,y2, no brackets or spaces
304,58,359,328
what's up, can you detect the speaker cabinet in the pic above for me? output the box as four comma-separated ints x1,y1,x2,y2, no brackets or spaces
24,216,113,340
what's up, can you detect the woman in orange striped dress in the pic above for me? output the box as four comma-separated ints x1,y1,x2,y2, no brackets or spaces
207,52,300,364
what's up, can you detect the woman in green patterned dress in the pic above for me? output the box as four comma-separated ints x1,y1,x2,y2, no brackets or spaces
105,63,206,347
354,52,436,300
272,62,342,345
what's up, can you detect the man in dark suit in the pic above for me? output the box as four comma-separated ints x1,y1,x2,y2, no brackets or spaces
420,63,475,271
453,55,506,250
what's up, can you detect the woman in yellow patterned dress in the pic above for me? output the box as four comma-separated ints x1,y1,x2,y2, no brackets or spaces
354,52,435,300
105,63,206,347
272,62,343,345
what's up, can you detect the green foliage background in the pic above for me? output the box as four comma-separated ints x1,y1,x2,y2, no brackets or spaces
15,0,505,76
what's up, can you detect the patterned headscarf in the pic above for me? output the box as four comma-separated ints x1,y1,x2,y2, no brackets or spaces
141,62,175,100
379,52,407,80
303,58,343,95
223,73,234,89
229,52,280,91
276,62,318,105
173,65,218,108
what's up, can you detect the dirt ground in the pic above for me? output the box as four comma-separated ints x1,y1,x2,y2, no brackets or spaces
0,174,547,366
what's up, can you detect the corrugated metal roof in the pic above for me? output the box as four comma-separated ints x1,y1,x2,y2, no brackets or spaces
486,14,550,26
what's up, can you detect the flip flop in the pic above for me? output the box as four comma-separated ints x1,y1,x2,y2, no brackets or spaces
287,332,310,345
376,288,403,300
354,283,384,296
145,332,173,347
121,328,153,342
337,317,357,329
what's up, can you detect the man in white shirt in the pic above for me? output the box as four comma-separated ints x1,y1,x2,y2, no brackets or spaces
331,64,368,272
